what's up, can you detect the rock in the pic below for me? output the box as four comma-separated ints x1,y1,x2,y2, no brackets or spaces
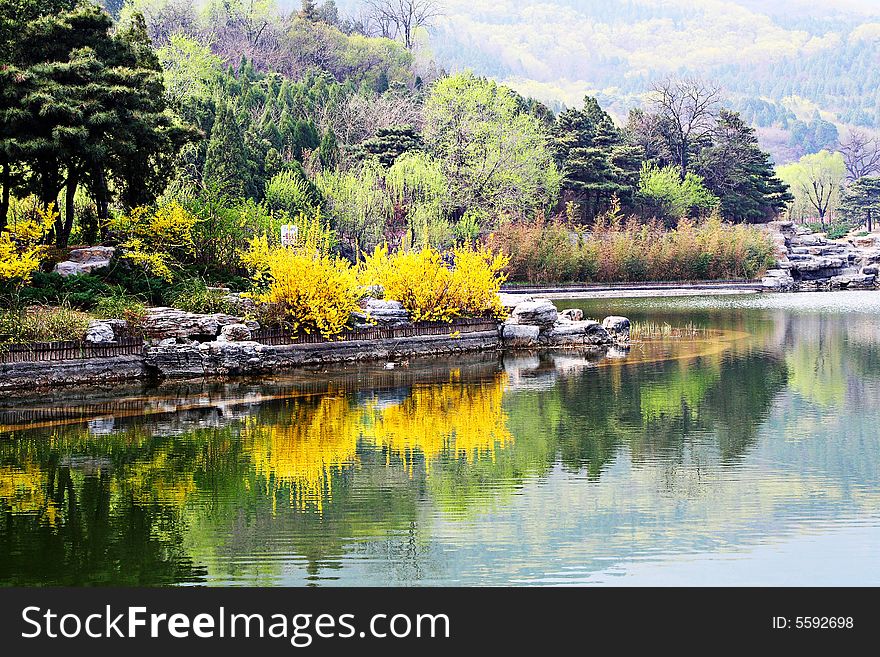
218,323,252,342
501,323,540,347
761,268,794,291
861,265,879,276
602,316,631,343
498,293,533,313
221,292,257,315
560,308,584,322
54,246,115,277
99,319,130,339
355,298,411,326
851,236,878,248
364,298,403,311
510,299,558,327
544,320,612,346
84,320,115,343
142,307,242,340
830,273,876,290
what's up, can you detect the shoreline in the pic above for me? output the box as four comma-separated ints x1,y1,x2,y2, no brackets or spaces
501,280,764,300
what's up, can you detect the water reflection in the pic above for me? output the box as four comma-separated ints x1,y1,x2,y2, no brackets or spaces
2,292,880,585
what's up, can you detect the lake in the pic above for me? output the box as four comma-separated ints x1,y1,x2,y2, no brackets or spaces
2,292,879,586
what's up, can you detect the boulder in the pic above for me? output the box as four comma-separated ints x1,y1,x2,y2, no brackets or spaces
498,293,533,313
761,268,794,291
501,323,540,347
84,320,116,343
602,316,631,343
218,323,252,342
355,298,411,326
510,299,558,328
544,320,612,346
54,246,115,277
142,307,241,340
861,265,879,276
221,292,257,315
560,308,584,322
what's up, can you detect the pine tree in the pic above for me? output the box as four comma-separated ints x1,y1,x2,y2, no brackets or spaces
694,110,792,223
203,102,250,198
319,129,340,169
552,96,643,221
839,177,880,232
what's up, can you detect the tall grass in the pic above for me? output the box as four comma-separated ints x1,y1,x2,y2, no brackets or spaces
0,302,92,344
487,214,776,284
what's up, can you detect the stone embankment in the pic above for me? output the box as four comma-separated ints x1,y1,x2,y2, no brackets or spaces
1,294,629,389
761,222,880,292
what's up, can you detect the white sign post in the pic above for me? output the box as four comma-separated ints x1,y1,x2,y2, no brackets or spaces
280,223,298,247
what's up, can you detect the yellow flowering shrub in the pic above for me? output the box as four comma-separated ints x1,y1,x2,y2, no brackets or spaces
360,243,509,322
241,238,362,337
109,202,198,281
0,202,56,284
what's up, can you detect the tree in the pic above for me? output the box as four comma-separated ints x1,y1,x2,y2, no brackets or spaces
318,129,340,169
423,72,560,219
693,110,791,223
552,96,643,221
647,77,721,181
2,3,190,245
776,151,846,224
364,0,442,49
203,101,251,198
360,125,424,167
840,129,880,182
637,163,718,224
838,177,880,232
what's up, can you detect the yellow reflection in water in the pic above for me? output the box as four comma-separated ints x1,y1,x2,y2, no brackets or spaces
243,393,362,513
368,373,512,474
0,463,60,525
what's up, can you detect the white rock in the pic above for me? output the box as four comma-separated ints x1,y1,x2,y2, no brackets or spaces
218,323,252,342
602,316,631,342
85,321,115,343
510,299,558,327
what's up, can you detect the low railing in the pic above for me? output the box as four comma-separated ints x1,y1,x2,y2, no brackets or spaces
251,317,500,346
0,336,144,364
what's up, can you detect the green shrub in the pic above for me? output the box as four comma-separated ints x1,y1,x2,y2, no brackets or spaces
3,271,112,310
0,302,92,344
168,278,236,314
94,292,147,329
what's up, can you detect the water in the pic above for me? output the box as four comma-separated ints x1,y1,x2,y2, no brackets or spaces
1,292,879,586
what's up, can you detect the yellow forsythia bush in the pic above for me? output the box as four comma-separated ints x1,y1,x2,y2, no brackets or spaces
241,237,362,337
109,202,198,281
360,243,508,322
0,202,56,284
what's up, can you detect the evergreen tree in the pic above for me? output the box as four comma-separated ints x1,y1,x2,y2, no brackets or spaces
1,2,190,244
319,129,340,169
694,110,792,223
552,96,643,221
839,177,880,232
361,126,424,167
203,102,250,198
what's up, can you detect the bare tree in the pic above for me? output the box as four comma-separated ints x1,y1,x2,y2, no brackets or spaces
840,129,880,182
649,77,721,180
363,0,443,49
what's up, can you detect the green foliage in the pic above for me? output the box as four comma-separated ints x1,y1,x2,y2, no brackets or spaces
638,163,719,224
424,72,561,218
0,301,91,344
264,165,323,217
694,110,792,223
360,125,424,167
552,96,642,221
315,159,391,257
8,271,112,310
93,290,147,327
168,278,235,314
776,150,846,223
838,176,880,232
